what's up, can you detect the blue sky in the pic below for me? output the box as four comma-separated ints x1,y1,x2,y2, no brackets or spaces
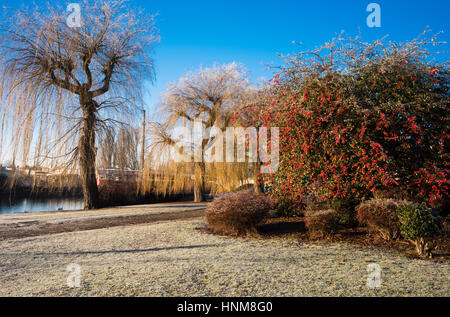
2,0,449,116
136,0,449,115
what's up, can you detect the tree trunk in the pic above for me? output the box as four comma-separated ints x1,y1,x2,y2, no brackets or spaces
194,162,205,202
79,100,100,210
254,177,264,194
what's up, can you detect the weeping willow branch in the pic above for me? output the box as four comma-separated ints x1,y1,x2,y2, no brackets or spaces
0,0,158,209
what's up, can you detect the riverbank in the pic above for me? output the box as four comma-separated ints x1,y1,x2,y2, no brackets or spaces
0,202,207,240
0,184,197,214
0,203,449,297
0,174,198,213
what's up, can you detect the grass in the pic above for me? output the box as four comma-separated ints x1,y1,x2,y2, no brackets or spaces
257,213,450,263
1,218,448,297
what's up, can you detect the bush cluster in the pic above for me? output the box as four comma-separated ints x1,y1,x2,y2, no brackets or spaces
205,190,272,236
300,197,444,257
356,199,443,257
224,36,448,258
99,183,138,206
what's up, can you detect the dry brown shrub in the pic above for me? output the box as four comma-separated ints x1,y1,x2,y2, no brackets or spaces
304,209,339,239
205,190,272,236
356,199,409,241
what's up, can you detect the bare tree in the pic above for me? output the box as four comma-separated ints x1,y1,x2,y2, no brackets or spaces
234,86,272,194
98,124,140,171
148,63,249,202
0,0,158,209
115,125,140,171
98,127,116,169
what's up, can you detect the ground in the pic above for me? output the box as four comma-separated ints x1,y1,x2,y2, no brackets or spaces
0,203,448,297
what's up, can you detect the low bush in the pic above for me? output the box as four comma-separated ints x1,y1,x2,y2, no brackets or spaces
205,190,272,236
330,196,361,228
356,199,409,241
397,203,443,258
304,209,340,239
275,199,305,218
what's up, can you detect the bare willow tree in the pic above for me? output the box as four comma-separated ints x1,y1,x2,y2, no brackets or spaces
0,0,158,209
146,63,250,202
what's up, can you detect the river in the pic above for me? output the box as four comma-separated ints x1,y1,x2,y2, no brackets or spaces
0,197,84,214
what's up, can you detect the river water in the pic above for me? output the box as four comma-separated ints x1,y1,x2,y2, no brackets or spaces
0,197,84,214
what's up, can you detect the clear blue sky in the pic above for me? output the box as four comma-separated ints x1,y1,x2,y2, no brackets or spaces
2,0,450,116
137,0,449,115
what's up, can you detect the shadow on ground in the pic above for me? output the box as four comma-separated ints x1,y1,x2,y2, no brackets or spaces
258,218,306,237
0,244,225,257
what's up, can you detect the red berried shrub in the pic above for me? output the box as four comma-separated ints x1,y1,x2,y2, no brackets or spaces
255,35,449,209
205,190,272,236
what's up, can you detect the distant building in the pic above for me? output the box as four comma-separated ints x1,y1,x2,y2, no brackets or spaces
96,169,139,183
96,169,140,194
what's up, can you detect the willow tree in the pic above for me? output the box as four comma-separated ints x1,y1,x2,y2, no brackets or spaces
147,63,250,202
0,0,158,209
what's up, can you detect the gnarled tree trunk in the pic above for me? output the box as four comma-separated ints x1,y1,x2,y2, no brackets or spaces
79,99,100,209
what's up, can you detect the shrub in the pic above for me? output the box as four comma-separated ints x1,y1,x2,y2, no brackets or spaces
330,196,361,228
397,203,443,258
304,209,340,239
356,199,409,241
205,190,272,236
257,36,449,208
275,199,305,218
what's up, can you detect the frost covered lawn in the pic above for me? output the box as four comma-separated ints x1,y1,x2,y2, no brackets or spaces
0,218,448,297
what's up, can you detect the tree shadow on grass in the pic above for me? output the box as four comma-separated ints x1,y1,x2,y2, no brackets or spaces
1,244,224,257
258,218,306,237
120,204,208,210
